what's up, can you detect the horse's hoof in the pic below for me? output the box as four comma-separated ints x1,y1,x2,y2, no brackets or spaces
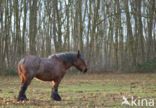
17,95,28,101
52,93,62,101
17,97,28,101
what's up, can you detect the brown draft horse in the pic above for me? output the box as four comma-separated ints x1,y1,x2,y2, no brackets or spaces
17,51,88,101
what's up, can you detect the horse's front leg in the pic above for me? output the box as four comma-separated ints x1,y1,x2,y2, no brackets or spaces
51,80,61,101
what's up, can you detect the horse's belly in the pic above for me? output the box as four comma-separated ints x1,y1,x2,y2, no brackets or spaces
35,73,55,81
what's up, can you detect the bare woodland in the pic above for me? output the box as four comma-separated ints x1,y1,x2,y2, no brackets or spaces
0,0,156,74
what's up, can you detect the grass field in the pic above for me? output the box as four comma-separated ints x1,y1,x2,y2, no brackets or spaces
0,73,156,108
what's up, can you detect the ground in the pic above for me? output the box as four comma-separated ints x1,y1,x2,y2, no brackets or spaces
0,73,156,108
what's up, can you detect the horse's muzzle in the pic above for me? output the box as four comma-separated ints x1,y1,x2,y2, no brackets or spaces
83,68,88,73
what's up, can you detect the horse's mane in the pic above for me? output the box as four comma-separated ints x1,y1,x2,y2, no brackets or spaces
49,52,78,64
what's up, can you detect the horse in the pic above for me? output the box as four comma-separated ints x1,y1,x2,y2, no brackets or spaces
17,50,88,101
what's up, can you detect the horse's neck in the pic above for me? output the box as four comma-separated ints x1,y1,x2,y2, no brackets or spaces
63,61,73,70
57,53,76,70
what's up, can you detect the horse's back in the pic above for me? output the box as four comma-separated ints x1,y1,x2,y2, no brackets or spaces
19,55,40,66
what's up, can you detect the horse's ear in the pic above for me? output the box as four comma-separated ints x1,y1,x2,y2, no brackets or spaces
77,50,80,58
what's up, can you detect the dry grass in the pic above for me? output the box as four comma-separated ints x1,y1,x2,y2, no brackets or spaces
0,73,156,108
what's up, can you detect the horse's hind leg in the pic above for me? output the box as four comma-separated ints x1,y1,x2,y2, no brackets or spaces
18,77,33,101
18,82,29,101
17,65,33,101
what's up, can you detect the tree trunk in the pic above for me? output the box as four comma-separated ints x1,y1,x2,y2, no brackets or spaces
29,0,37,55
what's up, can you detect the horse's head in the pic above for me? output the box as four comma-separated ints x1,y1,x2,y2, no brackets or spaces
73,50,88,73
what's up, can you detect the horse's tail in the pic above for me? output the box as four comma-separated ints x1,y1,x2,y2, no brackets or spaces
17,59,27,83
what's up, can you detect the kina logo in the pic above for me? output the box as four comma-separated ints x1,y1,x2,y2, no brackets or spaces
121,96,154,107
121,96,130,105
